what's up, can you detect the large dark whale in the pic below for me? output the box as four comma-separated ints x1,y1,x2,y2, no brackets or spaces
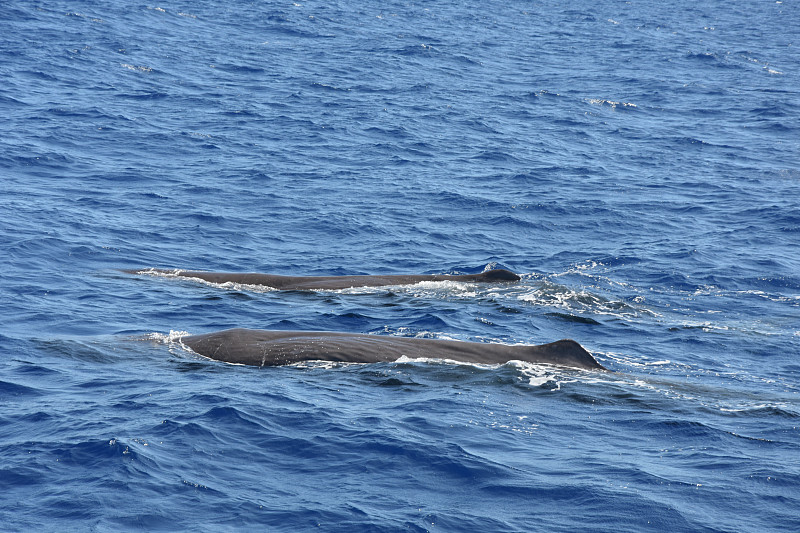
126,268,521,290
179,328,606,370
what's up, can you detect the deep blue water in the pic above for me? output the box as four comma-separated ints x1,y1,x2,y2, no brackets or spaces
2,0,799,531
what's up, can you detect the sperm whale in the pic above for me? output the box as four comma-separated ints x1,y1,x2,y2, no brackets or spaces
125,268,521,290
179,328,606,371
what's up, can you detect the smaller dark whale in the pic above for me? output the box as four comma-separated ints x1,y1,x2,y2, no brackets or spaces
125,268,521,290
179,328,606,371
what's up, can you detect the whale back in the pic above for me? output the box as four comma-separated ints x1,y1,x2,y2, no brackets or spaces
125,268,521,290
180,328,605,370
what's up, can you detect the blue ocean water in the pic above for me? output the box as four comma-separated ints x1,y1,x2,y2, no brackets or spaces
2,0,799,530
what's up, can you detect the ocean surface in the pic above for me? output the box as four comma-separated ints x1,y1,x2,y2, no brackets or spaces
2,1,799,531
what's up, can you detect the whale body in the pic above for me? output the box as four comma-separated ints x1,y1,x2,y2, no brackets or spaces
126,268,521,290
179,328,606,371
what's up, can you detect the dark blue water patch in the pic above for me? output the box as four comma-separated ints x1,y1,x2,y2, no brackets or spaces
750,100,799,118
724,404,800,421
484,482,712,531
0,464,48,492
404,314,454,330
0,380,42,399
0,91,31,108
197,405,276,432
544,312,603,325
54,438,145,468
155,419,220,441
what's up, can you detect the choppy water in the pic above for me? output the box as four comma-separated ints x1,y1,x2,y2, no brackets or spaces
2,1,799,531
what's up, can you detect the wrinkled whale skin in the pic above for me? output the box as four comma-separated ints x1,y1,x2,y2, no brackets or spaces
125,268,521,290
180,328,606,371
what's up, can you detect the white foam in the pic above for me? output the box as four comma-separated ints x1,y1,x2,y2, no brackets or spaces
393,355,496,368
146,330,190,343
136,268,183,277
288,360,361,369
121,63,152,72
333,279,480,298
138,269,279,293
212,281,278,293
586,98,637,109
516,282,656,319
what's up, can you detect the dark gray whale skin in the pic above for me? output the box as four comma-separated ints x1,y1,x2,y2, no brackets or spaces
125,268,521,290
180,328,606,371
